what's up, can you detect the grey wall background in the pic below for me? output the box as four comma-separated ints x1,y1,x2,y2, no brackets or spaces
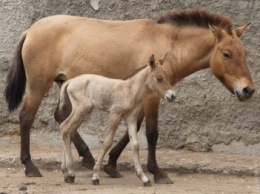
1,0,260,155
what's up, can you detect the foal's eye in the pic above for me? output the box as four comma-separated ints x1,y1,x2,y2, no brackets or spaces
222,52,230,59
156,76,163,82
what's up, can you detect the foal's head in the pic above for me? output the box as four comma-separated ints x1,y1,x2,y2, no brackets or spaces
147,55,175,102
209,23,255,101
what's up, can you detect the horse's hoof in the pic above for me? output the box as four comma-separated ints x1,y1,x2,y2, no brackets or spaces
143,181,151,187
103,164,123,178
64,175,75,183
81,153,95,170
154,174,173,184
25,164,43,177
92,179,99,185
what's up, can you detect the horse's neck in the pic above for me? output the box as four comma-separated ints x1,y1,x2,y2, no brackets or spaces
126,66,150,102
168,29,216,85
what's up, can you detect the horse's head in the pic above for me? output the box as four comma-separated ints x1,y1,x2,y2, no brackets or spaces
209,23,255,101
147,54,176,102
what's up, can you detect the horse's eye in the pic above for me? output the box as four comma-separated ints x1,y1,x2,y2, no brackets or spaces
156,76,163,82
222,52,230,59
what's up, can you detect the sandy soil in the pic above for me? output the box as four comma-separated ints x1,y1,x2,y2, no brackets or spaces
0,133,259,193
0,168,259,194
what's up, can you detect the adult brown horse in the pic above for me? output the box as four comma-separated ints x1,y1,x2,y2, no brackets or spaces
5,9,255,184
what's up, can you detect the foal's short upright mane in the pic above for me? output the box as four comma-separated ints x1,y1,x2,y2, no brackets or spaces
157,9,233,35
123,65,147,80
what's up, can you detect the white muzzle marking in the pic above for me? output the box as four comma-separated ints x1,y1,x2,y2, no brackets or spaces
164,90,176,102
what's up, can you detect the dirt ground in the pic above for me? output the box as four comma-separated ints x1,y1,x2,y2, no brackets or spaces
0,168,259,194
0,133,260,194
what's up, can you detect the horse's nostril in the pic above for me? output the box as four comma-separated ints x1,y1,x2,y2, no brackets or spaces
242,87,255,96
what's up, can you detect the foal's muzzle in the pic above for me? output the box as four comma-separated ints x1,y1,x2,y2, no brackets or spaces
235,86,255,101
164,90,176,102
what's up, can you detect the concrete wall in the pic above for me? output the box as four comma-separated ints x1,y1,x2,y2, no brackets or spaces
1,0,260,155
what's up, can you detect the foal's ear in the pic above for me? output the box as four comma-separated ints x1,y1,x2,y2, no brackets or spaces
149,54,156,69
208,23,223,40
234,23,250,38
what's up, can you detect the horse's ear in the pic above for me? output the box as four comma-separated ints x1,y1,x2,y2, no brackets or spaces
158,53,168,65
208,23,223,40
234,23,250,38
158,58,164,65
149,54,156,69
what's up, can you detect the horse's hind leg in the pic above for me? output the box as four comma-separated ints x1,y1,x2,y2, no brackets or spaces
72,133,95,169
20,86,52,177
104,109,144,178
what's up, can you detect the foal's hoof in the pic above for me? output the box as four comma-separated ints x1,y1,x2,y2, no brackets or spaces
64,176,75,183
103,164,123,178
92,179,99,185
143,181,151,187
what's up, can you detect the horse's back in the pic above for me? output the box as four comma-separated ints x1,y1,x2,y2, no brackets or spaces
22,15,158,81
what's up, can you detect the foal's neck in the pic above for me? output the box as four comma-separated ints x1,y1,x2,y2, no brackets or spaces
126,66,150,101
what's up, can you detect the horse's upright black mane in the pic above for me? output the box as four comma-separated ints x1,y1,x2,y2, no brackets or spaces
157,9,233,34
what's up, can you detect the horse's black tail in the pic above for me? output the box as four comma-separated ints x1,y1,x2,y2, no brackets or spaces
4,31,27,112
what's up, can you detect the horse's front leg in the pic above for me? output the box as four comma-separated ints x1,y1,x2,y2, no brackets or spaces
143,95,173,184
103,109,144,178
125,116,150,186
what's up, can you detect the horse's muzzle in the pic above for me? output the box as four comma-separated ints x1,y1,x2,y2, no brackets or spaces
164,90,176,102
235,86,255,101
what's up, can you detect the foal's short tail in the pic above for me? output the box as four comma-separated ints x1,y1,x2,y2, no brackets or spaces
57,82,72,122
4,31,27,112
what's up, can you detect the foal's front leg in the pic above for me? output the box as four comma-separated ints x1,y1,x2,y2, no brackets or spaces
125,115,150,186
104,110,144,177
92,114,122,185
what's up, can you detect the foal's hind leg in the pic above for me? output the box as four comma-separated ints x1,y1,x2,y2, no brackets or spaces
60,106,89,183
54,103,95,169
